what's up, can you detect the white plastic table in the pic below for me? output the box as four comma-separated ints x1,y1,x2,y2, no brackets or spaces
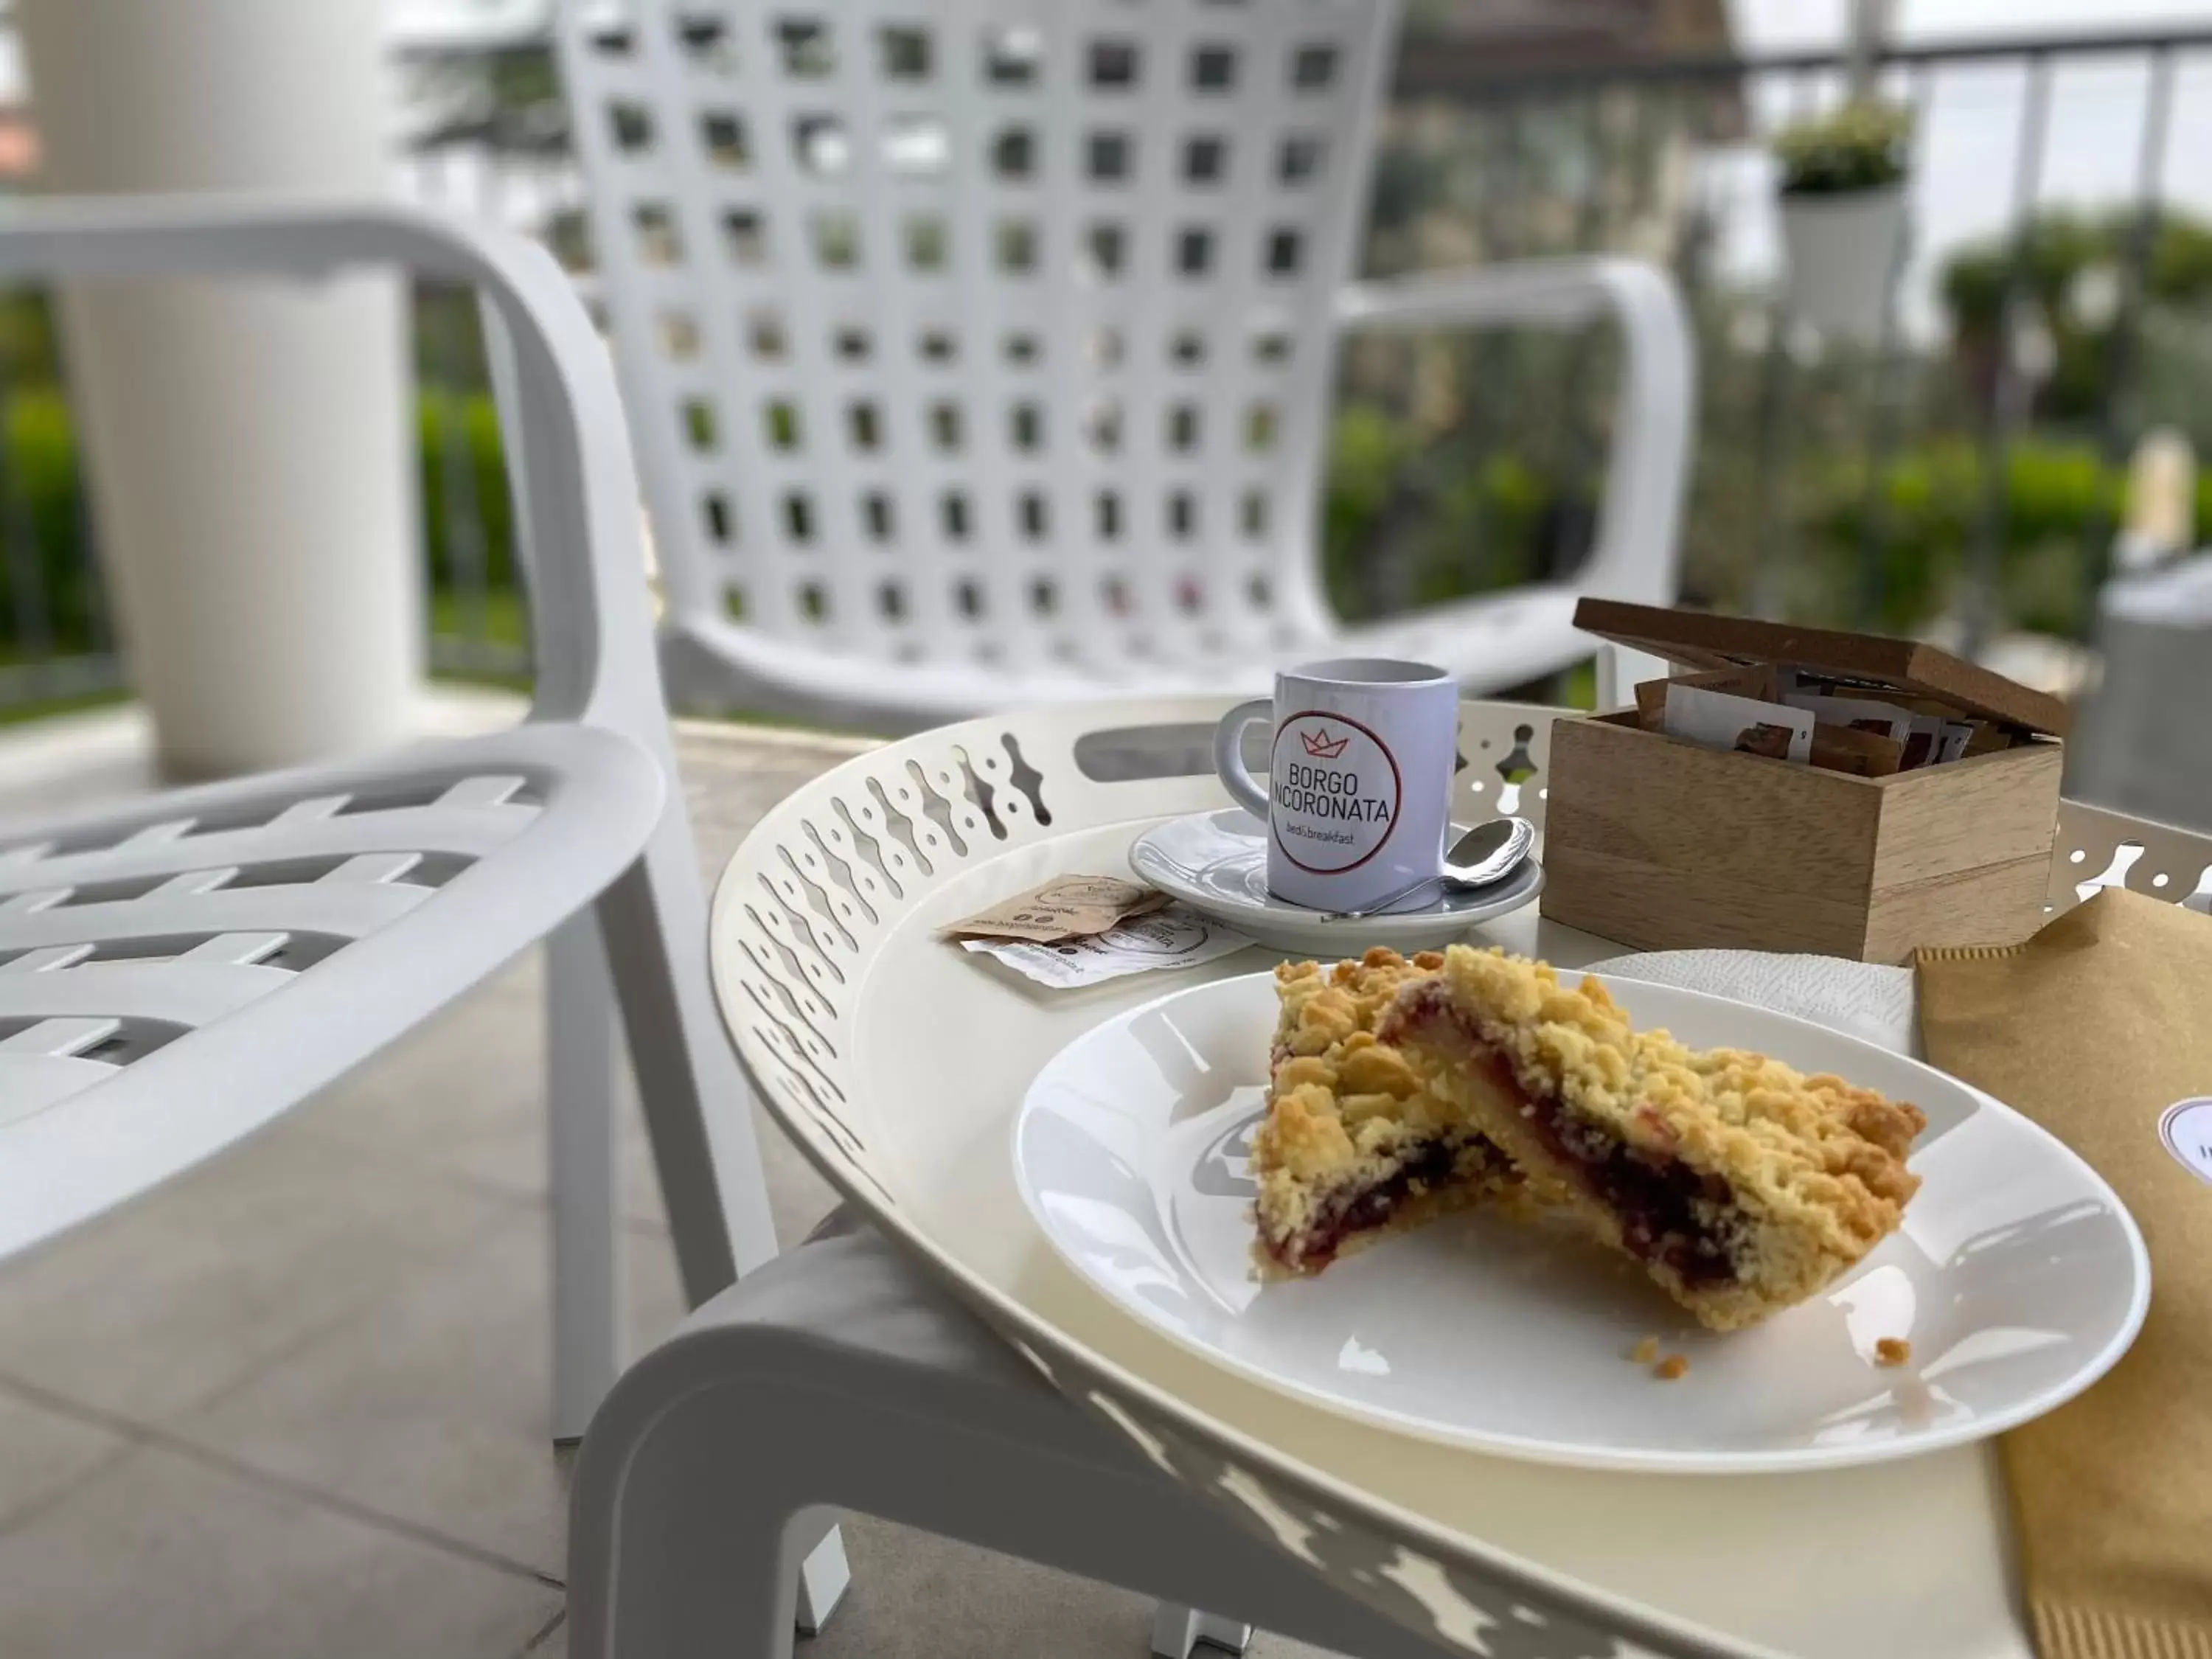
707,695,2212,1659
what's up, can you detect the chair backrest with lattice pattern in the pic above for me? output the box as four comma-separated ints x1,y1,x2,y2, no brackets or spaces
557,0,1400,676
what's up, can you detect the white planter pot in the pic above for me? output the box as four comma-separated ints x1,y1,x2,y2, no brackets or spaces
1778,186,1910,347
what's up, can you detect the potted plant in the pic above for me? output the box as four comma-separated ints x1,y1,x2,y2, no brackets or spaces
1775,100,1913,344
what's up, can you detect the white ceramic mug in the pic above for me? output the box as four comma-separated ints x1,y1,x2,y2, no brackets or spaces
1211,658,1458,911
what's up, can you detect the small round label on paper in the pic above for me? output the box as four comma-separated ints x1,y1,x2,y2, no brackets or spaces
2157,1098,2212,1186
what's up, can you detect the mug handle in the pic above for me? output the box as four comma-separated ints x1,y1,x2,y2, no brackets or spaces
1211,698,1273,819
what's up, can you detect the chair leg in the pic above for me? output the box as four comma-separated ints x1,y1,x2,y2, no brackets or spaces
791,1507,853,1635
569,1318,1467,1659
592,821,780,1307
1152,1604,1254,1658
570,1406,812,1659
546,911,623,1444
589,820,854,1631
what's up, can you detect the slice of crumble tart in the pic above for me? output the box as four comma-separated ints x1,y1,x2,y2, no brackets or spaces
1253,947,1520,1275
1377,946,1925,1330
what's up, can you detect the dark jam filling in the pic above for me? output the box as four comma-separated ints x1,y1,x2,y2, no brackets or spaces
1521,1097,1740,1287
1385,987,1742,1289
1275,1138,1467,1273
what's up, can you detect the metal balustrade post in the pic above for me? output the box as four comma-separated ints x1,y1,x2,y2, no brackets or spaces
1961,53,2053,662
2074,47,2178,634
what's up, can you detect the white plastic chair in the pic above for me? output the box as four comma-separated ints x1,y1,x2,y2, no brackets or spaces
554,0,1694,731
0,200,783,1461
573,1208,1483,1659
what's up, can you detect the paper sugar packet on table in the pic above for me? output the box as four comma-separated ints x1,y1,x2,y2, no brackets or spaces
961,901,1254,989
941,874,1167,945
1661,681,1812,763
943,874,1254,988
1917,889,2212,1659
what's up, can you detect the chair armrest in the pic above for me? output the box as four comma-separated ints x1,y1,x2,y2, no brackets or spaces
1334,257,1694,609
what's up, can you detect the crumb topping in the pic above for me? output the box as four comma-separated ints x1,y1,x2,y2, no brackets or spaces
1262,949,1460,1179
1389,947,1924,1258
1377,945,1927,1330
1875,1337,1913,1367
1255,948,1513,1273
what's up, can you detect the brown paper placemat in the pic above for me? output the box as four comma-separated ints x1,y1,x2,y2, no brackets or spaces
1917,889,2212,1659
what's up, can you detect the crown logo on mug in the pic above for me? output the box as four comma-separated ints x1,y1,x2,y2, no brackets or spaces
1300,727,1352,761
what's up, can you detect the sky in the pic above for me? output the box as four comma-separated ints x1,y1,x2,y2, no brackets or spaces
1717,1,2212,338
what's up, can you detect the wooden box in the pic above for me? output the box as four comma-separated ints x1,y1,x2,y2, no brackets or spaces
1540,602,2069,963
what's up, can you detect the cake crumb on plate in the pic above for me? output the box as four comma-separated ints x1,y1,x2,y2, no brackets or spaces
1654,1354,1689,1381
1629,1336,1660,1365
1874,1337,1912,1368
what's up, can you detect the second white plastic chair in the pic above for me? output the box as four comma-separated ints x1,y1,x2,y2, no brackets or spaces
555,0,1694,730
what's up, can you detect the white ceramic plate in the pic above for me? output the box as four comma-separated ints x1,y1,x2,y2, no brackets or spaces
1128,809,1543,953
1012,969,2149,1474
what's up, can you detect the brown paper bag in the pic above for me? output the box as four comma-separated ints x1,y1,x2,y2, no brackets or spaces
1916,888,2212,1659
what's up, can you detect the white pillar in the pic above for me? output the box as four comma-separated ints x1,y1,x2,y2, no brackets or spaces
16,0,420,777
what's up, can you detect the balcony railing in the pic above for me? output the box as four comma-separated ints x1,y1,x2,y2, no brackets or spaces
1348,24,2212,668
0,22,2205,720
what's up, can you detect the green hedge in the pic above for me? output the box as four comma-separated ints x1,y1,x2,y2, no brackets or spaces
1941,210,2212,424
1322,397,2211,642
10,388,2201,664
0,386,520,659
1802,437,2212,637
415,387,518,594
1321,403,1567,619
0,392,103,658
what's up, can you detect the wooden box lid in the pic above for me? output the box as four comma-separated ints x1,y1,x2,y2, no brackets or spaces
1574,599,2071,737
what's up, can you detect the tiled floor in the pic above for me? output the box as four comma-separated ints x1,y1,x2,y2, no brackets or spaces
0,710,1335,1659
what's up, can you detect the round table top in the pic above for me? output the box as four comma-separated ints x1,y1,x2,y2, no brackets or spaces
706,693,2160,1659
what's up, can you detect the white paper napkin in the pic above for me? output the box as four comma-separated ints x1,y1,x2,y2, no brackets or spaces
1583,947,1919,1058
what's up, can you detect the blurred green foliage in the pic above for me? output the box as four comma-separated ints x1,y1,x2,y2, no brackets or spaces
1321,403,1571,619
0,384,522,660
1773,101,1913,197
1803,437,2211,638
1940,209,2212,423
0,291,62,388
416,386,518,595
0,390,104,655
1324,395,2212,646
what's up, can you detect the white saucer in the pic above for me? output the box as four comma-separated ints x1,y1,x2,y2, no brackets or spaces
1012,969,2149,1474
1128,809,1543,954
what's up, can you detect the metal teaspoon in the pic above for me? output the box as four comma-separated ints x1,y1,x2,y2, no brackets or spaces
1320,815,1536,922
